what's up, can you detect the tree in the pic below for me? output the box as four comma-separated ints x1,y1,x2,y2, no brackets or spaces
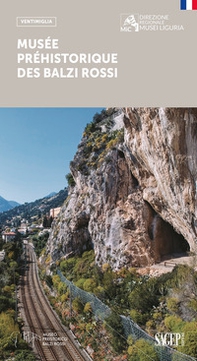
176,321,197,358
105,311,126,353
102,268,116,299
128,278,160,315
83,278,97,293
43,215,48,228
128,339,159,361
14,350,36,361
52,274,61,290
72,297,84,313
58,281,67,295
84,302,92,314
65,173,75,187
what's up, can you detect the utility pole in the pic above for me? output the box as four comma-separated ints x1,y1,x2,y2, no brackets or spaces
69,283,72,317
13,269,17,324
24,243,27,271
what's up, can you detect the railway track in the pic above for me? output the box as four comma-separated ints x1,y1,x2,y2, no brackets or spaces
19,244,90,361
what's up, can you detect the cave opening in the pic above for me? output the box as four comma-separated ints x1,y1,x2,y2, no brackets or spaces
131,173,139,188
117,149,125,159
144,201,190,262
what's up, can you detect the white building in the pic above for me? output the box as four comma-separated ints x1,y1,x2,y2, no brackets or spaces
0,250,5,261
50,207,61,218
2,231,16,242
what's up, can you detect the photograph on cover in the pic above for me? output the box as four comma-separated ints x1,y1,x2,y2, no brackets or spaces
0,107,196,361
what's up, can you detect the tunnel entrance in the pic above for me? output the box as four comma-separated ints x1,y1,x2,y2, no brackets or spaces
144,201,190,262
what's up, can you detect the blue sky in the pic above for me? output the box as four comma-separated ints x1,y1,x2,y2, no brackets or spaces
0,108,103,203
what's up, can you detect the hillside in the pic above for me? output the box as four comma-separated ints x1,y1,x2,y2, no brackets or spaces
0,196,20,213
0,188,68,226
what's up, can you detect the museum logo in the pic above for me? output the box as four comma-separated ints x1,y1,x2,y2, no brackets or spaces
23,331,41,348
120,13,184,32
120,14,139,32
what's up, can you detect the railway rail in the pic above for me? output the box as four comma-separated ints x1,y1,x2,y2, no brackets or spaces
19,244,90,361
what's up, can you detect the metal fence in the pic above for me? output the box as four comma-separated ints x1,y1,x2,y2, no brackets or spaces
57,270,196,361
57,270,111,320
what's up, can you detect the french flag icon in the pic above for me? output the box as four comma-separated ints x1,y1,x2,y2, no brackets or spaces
180,0,197,9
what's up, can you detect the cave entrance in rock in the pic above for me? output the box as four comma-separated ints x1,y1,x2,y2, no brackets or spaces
144,201,190,262
154,219,190,262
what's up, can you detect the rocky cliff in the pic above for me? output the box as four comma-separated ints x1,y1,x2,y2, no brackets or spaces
45,108,197,269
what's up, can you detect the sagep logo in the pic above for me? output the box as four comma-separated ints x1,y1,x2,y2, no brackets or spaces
155,332,185,347
120,14,139,32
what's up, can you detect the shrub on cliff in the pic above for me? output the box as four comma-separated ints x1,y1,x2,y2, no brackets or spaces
65,172,76,187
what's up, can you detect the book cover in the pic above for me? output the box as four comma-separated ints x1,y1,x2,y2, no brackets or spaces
0,1,196,361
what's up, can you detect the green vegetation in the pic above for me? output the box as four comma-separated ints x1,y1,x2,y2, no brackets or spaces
105,312,127,353
49,252,197,360
65,172,76,187
32,231,49,256
127,338,159,361
83,109,109,136
60,250,96,283
42,215,53,228
71,109,124,175
0,236,36,360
